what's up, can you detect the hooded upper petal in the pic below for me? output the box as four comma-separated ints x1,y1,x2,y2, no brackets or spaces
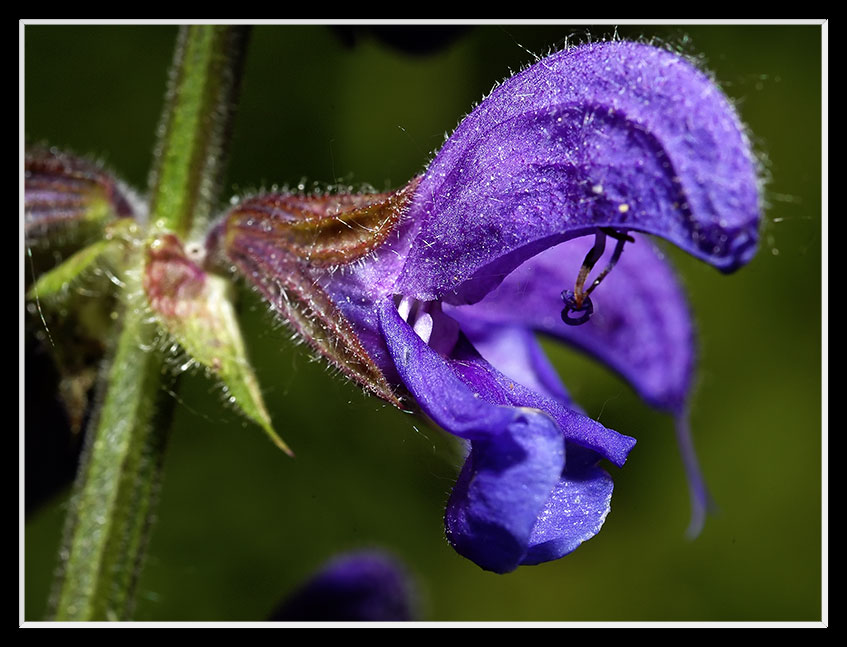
395,40,761,304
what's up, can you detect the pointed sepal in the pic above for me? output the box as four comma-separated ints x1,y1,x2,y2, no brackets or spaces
143,234,291,455
26,219,138,301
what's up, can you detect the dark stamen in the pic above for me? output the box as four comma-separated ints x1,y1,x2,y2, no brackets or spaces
573,230,606,308
584,232,629,298
561,228,633,326
561,289,594,326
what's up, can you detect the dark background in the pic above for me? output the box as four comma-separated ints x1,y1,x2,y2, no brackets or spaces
24,23,823,622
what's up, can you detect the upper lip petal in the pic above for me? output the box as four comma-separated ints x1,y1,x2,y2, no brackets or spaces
394,40,761,304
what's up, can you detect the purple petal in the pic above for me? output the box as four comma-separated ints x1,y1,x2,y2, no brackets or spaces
446,233,694,413
378,298,635,572
448,236,715,535
447,335,635,467
378,298,564,572
521,445,615,565
396,41,760,304
378,296,538,440
451,317,573,405
445,420,565,573
675,410,717,539
379,298,634,465
270,551,417,621
442,339,633,571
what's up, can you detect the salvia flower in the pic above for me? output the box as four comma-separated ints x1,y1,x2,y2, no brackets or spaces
207,40,760,573
270,551,418,621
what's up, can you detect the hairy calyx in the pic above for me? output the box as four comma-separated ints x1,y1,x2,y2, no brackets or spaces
209,178,423,408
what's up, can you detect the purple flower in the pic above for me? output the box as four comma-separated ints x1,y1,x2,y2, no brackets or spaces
270,551,418,621
209,41,761,573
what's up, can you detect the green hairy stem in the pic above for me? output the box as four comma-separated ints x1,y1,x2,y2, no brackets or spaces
148,25,248,240
48,26,249,621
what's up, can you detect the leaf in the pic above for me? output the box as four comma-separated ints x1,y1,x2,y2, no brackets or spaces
25,222,136,432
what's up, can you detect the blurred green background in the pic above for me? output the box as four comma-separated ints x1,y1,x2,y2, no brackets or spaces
23,23,823,622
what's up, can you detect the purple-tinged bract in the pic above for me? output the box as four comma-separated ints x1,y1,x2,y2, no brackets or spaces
25,147,138,251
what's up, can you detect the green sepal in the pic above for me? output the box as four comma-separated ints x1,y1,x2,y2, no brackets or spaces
27,239,115,300
25,221,139,432
26,219,138,301
144,234,291,455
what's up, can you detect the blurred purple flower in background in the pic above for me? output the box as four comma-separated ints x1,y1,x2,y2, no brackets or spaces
270,551,418,622
211,40,761,573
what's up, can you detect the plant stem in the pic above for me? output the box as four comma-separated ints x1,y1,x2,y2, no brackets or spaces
49,25,249,621
49,269,171,621
148,25,249,240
